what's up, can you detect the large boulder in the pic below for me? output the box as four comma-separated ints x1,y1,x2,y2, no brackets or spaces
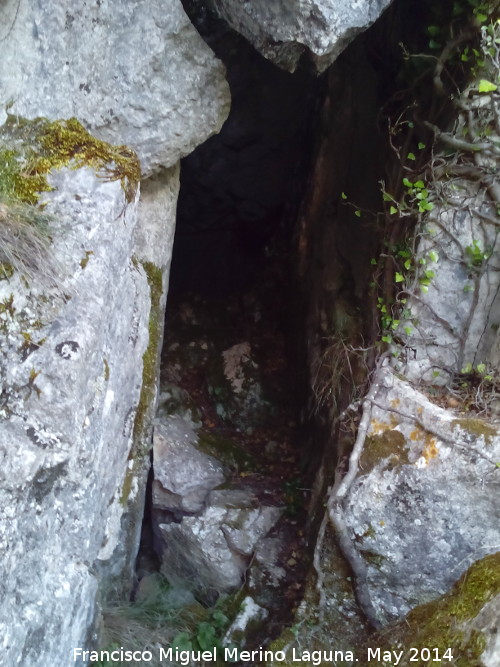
157,489,283,600
0,157,149,663
152,417,225,516
339,367,500,625
0,0,230,175
205,0,394,72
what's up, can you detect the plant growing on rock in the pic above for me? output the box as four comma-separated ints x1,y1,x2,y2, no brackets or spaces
0,199,57,285
368,6,500,371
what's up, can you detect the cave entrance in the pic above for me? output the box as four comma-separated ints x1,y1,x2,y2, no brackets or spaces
139,10,320,640
137,0,445,651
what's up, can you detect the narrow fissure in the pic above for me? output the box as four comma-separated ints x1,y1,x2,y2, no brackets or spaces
136,7,320,646
130,0,466,658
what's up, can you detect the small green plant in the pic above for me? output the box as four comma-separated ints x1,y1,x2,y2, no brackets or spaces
465,240,491,268
170,607,230,654
92,575,233,667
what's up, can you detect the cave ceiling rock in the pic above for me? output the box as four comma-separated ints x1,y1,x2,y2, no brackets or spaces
206,0,394,72
340,367,500,626
0,166,150,665
0,0,230,176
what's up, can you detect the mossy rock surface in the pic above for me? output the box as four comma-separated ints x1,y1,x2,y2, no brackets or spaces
0,115,140,204
356,552,500,667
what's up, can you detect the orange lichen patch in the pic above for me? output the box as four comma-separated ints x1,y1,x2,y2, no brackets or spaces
422,436,439,462
417,406,423,415
370,415,400,434
409,428,420,441
390,398,401,408
370,418,393,435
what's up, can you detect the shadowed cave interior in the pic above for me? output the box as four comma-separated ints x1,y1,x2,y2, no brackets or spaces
129,0,460,653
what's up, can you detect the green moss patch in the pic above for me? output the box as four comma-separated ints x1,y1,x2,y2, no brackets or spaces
132,261,163,451
0,116,140,204
360,430,408,473
358,552,500,667
452,418,497,445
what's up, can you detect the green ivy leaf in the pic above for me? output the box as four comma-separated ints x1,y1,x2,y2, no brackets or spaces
404,259,412,270
171,633,193,652
427,25,441,36
390,205,398,215
407,152,416,161
341,192,347,199
197,622,217,651
476,363,486,374
395,272,404,283
414,180,425,189
370,257,378,265
428,250,439,262
418,142,426,150
381,335,392,344
403,177,413,188
478,79,497,93
404,326,413,335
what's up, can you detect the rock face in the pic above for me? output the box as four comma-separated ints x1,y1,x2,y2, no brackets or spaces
205,0,394,72
0,0,230,175
151,414,283,602
0,162,148,664
341,367,500,625
152,418,225,515
0,0,231,661
157,488,283,600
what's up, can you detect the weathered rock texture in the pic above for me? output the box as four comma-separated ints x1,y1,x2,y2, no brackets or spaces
354,552,500,667
341,367,500,625
151,413,283,601
152,418,225,515
205,0,394,72
0,0,230,175
0,164,149,665
158,489,282,599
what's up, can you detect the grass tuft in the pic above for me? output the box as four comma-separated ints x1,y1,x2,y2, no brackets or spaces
0,199,59,287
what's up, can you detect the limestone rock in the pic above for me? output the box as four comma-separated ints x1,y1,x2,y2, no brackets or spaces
340,368,500,625
0,0,230,175
157,489,283,599
152,417,225,515
223,596,268,649
353,554,500,667
0,164,150,664
206,0,394,72
397,190,500,384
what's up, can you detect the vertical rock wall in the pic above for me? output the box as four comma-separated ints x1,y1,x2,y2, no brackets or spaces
0,1,230,664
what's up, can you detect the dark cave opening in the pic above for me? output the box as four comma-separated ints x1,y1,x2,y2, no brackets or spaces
136,0,466,648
